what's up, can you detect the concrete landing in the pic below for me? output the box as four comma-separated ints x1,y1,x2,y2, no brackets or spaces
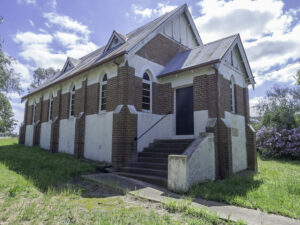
83,173,300,225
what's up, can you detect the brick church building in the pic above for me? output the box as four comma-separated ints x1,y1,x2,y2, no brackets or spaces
19,4,257,191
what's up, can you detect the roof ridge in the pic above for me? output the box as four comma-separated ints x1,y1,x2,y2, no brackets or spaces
202,33,239,46
126,4,185,37
187,33,239,51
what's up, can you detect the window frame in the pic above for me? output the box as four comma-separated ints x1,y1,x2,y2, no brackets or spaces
69,85,75,118
142,72,152,112
99,74,108,113
48,95,53,121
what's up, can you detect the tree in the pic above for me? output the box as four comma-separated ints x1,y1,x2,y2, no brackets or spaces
254,85,300,129
0,16,21,134
0,46,21,94
28,67,59,91
0,93,16,134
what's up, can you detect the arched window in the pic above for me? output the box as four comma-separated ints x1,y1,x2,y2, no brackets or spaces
70,85,75,117
230,76,235,113
142,72,151,111
100,74,107,111
49,95,53,121
32,102,36,124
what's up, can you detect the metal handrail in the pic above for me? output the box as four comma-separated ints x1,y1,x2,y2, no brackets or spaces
132,111,171,146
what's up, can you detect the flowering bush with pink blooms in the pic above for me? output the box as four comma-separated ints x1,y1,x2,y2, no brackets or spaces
256,126,300,159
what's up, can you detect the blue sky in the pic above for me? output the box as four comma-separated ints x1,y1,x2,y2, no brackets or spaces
1,0,300,132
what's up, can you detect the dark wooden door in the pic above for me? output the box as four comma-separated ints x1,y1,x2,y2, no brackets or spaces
176,86,194,135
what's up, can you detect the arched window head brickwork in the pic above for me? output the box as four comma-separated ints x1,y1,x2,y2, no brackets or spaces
142,71,152,111
69,85,75,117
100,74,107,112
230,76,235,113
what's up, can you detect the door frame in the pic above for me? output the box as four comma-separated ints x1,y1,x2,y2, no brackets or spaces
173,85,195,137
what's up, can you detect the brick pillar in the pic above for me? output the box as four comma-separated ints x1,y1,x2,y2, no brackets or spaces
33,97,43,146
111,61,138,168
244,88,257,171
204,70,233,179
74,80,87,158
50,90,61,153
112,106,137,167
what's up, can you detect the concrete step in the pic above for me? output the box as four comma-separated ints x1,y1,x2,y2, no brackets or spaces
118,167,167,178
138,152,170,158
143,147,185,154
138,157,168,164
150,142,191,149
130,162,168,170
154,139,194,144
116,172,167,187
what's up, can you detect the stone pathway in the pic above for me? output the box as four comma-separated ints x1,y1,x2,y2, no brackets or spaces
83,173,300,225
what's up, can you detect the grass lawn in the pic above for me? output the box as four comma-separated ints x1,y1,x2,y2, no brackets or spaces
189,156,300,219
0,138,240,224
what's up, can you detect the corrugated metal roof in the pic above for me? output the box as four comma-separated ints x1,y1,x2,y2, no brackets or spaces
158,34,238,77
23,5,185,99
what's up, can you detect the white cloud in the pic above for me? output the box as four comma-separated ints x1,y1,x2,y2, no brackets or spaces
255,61,300,87
14,32,53,45
131,2,177,20
10,100,25,133
17,0,36,5
193,0,300,86
49,0,57,10
65,42,97,59
29,20,35,28
14,31,65,68
12,61,32,89
249,96,264,116
54,32,80,46
195,0,292,42
53,32,98,58
43,12,90,38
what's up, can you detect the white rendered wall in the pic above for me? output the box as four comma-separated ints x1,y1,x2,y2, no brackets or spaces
137,113,173,152
129,54,164,81
168,134,215,192
159,66,214,88
58,119,76,155
187,134,215,185
40,122,51,150
194,110,209,136
84,112,113,163
225,112,247,173
25,125,34,146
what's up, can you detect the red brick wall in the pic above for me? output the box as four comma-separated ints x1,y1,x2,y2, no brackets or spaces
134,76,143,111
112,106,137,167
50,90,61,153
26,105,33,125
106,76,118,112
246,124,257,171
193,75,208,111
74,80,87,158
111,62,138,167
60,93,70,119
86,83,99,115
136,34,187,66
41,100,49,122
152,82,173,115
